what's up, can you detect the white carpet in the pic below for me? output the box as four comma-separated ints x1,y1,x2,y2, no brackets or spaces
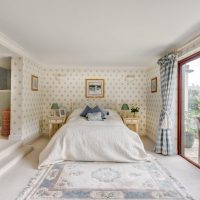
0,136,200,200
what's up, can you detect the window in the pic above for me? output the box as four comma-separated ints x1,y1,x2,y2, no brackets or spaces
178,51,200,168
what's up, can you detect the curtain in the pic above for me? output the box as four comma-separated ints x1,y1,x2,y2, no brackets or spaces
155,53,176,155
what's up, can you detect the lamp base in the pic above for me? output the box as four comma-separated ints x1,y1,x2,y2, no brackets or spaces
50,110,58,116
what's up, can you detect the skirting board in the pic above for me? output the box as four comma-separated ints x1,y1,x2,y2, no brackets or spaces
9,132,42,144
22,133,42,145
146,134,156,143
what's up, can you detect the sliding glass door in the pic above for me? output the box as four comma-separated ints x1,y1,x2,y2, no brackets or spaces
178,52,200,168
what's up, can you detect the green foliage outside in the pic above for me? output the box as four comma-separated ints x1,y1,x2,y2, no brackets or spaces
185,88,200,137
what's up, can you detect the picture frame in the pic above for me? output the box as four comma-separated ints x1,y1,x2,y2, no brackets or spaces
85,79,105,98
31,75,38,91
59,109,66,117
151,77,157,93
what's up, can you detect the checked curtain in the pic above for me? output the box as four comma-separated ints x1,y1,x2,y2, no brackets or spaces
155,53,176,155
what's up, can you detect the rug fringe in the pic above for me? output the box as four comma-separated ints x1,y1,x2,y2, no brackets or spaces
16,160,197,200
155,160,196,200
16,166,52,200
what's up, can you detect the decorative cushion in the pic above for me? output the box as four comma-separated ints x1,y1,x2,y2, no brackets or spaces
102,109,109,117
98,107,109,119
87,112,103,121
92,106,105,119
80,106,92,117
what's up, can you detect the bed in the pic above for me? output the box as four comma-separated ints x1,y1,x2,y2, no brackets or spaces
39,108,152,168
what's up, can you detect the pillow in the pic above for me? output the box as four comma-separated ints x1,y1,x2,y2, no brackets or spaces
87,112,103,121
102,109,109,116
92,105,105,119
99,107,109,119
80,105,92,117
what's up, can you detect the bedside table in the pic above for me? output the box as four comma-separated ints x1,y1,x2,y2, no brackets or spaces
48,116,67,137
122,116,139,133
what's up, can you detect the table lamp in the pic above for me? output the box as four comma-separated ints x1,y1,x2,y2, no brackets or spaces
51,103,59,116
121,104,129,117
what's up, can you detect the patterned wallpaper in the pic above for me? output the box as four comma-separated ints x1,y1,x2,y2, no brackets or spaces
146,65,178,153
21,58,44,140
8,37,200,150
9,57,44,141
42,66,147,135
146,66,162,142
9,63,148,140
10,57,23,140
8,59,178,153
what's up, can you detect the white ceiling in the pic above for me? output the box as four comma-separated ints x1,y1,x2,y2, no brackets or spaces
0,0,200,67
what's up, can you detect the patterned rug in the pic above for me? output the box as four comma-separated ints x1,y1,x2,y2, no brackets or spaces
17,161,194,200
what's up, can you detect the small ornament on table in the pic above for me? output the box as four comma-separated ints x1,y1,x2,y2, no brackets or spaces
131,106,140,117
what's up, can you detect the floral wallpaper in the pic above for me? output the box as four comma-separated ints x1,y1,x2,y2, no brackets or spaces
42,66,147,136
10,57,23,141
9,63,148,140
146,66,162,142
8,37,200,152
21,58,44,140
146,65,178,153
9,57,44,141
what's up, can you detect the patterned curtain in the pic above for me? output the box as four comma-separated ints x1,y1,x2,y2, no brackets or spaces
155,53,176,155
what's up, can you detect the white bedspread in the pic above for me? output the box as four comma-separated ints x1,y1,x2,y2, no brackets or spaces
39,109,152,168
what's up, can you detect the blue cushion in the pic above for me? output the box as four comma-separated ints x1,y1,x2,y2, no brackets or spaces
92,106,105,119
80,106,92,117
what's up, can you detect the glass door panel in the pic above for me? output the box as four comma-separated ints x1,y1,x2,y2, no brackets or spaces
180,55,200,166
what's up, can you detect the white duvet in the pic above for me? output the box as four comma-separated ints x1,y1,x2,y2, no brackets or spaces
39,109,152,168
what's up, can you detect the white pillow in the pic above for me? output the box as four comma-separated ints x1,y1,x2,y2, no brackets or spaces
86,112,103,121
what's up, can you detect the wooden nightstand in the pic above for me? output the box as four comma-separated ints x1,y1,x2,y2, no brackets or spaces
122,116,139,133
48,116,67,137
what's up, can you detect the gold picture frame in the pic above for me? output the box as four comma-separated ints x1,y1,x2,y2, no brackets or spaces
151,77,157,93
31,75,38,91
85,79,105,98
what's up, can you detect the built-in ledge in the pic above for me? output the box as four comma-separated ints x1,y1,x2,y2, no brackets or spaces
0,90,11,93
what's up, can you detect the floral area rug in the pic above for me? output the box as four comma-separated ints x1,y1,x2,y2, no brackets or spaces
17,161,194,200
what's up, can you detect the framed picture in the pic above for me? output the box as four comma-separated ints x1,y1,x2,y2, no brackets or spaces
31,75,38,91
151,77,157,93
59,109,66,117
85,79,105,98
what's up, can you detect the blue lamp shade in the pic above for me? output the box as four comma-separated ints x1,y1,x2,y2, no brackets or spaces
121,104,129,110
51,103,59,110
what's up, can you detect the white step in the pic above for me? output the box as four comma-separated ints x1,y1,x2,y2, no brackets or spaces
0,145,33,177
0,141,22,160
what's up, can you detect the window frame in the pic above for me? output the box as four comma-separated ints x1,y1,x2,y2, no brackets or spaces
178,51,200,169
